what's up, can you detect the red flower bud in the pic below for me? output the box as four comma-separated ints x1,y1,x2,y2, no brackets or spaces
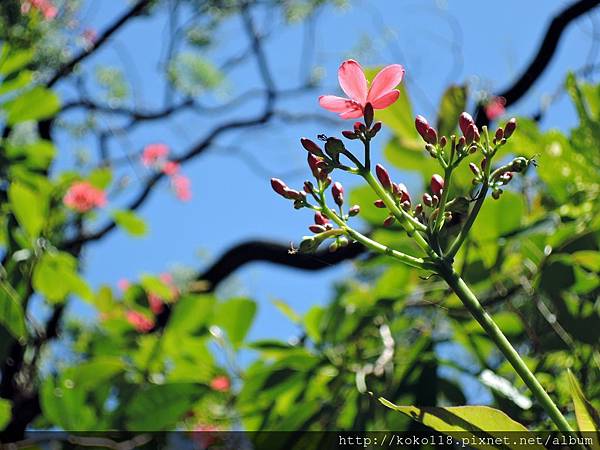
342,130,358,140
468,162,480,176
422,193,433,207
332,182,344,206
465,123,480,144
373,199,386,208
301,138,324,157
414,204,423,215
415,115,430,138
495,127,504,142
314,212,329,225
504,118,517,138
364,103,374,127
271,178,289,198
383,216,395,227
376,164,392,191
439,135,447,148
309,224,326,233
349,205,360,216
370,121,382,137
354,122,365,133
307,154,321,178
459,112,475,136
304,181,314,193
425,127,438,145
430,174,444,196
394,183,410,204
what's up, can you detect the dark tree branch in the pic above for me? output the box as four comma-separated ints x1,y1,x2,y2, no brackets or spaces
474,0,600,127
46,0,151,88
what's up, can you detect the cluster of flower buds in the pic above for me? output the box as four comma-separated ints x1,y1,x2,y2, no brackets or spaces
421,174,445,208
372,164,411,227
271,178,307,209
487,154,532,199
341,115,383,142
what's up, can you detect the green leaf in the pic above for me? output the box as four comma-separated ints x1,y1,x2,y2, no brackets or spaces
8,181,47,238
0,284,26,339
0,70,33,95
3,86,60,124
571,251,600,272
125,383,204,430
213,297,256,348
40,375,97,430
88,167,113,190
0,398,11,430
567,370,600,438
436,85,467,138
471,191,524,242
304,305,324,344
272,299,300,324
112,210,148,237
33,252,92,303
139,274,174,301
0,47,34,76
379,399,544,450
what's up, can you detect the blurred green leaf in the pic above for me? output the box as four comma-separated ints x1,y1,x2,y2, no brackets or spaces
140,274,174,301
567,370,600,437
272,299,301,324
0,398,11,430
214,297,256,348
0,285,26,339
3,86,60,124
33,251,92,303
436,85,467,138
113,210,148,237
379,399,543,449
8,181,47,238
0,47,34,76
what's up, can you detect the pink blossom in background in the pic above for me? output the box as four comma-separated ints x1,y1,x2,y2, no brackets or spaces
117,279,130,292
191,425,220,448
161,161,180,176
210,375,230,392
126,311,154,333
319,59,405,119
148,294,164,315
141,143,169,166
172,175,192,201
21,0,57,20
485,96,506,120
63,181,107,213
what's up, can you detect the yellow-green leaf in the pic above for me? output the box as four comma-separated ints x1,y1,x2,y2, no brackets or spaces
567,370,600,441
3,86,60,124
113,210,148,237
379,398,544,450
8,181,47,239
0,398,11,430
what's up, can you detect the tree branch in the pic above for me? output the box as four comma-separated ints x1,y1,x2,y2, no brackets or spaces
474,0,600,126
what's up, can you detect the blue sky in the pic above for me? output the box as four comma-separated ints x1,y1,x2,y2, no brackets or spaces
52,0,596,350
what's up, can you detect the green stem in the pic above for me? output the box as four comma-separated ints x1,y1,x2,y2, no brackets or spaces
446,182,487,258
433,167,452,234
438,262,575,434
320,204,429,270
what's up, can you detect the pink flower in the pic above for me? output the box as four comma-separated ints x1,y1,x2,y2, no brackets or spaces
210,375,230,392
117,279,130,292
485,96,506,120
141,143,169,167
319,60,405,119
162,161,180,176
172,175,192,201
126,311,154,333
21,0,57,20
148,294,164,315
63,181,107,213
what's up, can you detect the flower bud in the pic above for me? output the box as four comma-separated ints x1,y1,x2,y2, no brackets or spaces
495,128,504,142
349,205,360,216
301,138,324,157
492,189,502,200
299,236,318,253
415,115,430,138
307,154,321,178
324,137,345,161
401,200,411,211
322,175,332,188
383,215,395,227
465,123,479,144
309,224,326,233
314,212,329,225
425,127,438,145
457,136,466,149
425,144,437,158
303,180,314,194
338,236,349,247
414,204,423,215
430,174,444,196
373,199,386,208
271,178,288,197
439,135,447,148
342,130,358,140
422,193,433,207
459,112,475,136
332,182,344,206
394,183,410,204
364,103,374,127
510,157,528,172
328,240,339,252
504,118,517,138
354,122,365,133
468,162,480,176
376,164,392,191
369,121,382,137
499,172,513,184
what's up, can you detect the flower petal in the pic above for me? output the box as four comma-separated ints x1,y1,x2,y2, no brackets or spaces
371,89,400,110
367,64,405,103
338,60,368,104
318,95,357,113
339,108,364,119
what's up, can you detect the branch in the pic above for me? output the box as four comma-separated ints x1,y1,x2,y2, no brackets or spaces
46,0,152,88
474,0,600,126
196,240,365,290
